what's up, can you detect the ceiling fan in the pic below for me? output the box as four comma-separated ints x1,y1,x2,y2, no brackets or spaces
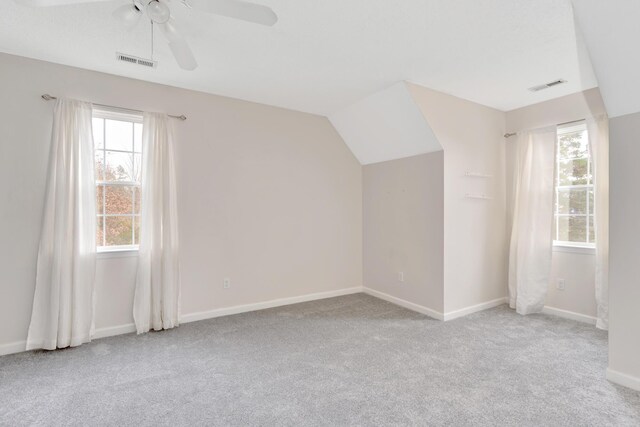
16,0,278,71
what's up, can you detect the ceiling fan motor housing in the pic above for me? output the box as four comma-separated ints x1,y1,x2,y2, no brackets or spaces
146,0,171,24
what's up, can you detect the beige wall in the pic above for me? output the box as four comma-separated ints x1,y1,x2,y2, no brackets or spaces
363,152,444,313
0,53,363,349
407,83,508,314
505,88,606,319
547,249,597,318
609,111,640,383
505,88,607,134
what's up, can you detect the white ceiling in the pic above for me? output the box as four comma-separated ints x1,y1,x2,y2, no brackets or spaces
0,0,597,116
330,82,441,165
572,0,640,118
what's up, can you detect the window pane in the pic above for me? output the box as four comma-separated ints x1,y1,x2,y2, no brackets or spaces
589,189,594,214
105,119,133,152
105,216,133,246
134,123,143,153
557,216,587,243
96,184,104,215
95,150,104,181
97,216,104,247
104,185,134,214
105,151,135,182
92,118,104,149
558,130,588,160
556,188,587,215
558,158,590,186
589,216,595,243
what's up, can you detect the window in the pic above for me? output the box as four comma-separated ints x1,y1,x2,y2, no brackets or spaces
93,110,143,251
553,121,594,247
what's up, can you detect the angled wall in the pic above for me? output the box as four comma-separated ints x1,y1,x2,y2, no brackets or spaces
407,83,508,315
333,81,507,318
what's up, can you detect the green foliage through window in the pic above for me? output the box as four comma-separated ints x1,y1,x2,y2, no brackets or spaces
553,122,594,246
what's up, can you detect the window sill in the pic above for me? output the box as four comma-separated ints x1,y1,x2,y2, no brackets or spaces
97,247,139,259
552,244,595,255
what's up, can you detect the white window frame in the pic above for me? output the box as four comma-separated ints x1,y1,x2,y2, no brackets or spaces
93,108,143,253
553,121,595,250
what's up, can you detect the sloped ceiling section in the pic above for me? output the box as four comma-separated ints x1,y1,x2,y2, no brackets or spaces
572,0,640,118
329,82,441,165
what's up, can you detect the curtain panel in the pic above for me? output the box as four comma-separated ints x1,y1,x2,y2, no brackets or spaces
133,112,181,334
508,127,556,315
27,98,96,350
587,114,609,330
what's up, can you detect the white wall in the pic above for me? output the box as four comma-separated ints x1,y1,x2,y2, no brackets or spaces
505,88,606,320
608,112,640,388
407,83,508,314
0,53,363,350
363,152,444,314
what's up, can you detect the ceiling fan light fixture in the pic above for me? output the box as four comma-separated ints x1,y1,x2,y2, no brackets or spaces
146,0,171,24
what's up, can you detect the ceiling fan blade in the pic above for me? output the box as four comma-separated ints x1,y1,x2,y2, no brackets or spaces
157,20,198,71
188,0,277,26
112,3,142,30
16,0,112,6
167,39,198,71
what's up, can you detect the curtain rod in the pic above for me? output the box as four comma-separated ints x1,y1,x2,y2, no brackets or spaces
503,118,587,139
41,94,187,121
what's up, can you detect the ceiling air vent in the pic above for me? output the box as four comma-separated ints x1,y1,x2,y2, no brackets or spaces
116,52,157,69
528,79,567,92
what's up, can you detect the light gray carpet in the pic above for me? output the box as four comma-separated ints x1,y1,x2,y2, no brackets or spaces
1,294,639,426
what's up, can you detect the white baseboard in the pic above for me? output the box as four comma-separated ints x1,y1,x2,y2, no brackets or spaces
362,287,444,320
443,297,509,321
0,286,363,357
0,341,27,356
541,306,597,325
0,323,139,356
181,286,363,324
607,368,640,392
93,323,136,339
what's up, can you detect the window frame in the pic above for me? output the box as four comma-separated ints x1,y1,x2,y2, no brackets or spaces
553,121,595,250
93,108,143,253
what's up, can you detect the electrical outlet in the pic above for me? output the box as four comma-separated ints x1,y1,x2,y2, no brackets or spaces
223,277,231,289
556,278,565,291
398,272,404,282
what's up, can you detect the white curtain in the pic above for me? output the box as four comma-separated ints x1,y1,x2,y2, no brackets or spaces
133,112,181,334
26,99,96,350
508,127,556,315
587,114,609,330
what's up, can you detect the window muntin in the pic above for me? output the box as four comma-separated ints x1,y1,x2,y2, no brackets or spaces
553,122,595,247
93,110,143,250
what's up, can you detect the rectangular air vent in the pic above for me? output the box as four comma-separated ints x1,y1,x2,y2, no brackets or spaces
528,79,567,92
116,52,157,68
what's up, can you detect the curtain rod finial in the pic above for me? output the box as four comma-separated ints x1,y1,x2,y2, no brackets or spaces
41,94,57,101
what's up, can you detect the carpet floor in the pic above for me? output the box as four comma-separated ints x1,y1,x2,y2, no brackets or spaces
1,293,639,426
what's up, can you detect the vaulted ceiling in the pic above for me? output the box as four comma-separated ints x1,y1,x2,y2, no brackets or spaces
0,0,597,115
572,0,640,118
